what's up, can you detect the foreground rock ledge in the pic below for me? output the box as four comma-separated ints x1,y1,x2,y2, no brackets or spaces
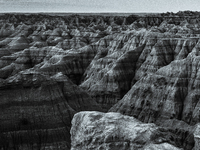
71,111,185,150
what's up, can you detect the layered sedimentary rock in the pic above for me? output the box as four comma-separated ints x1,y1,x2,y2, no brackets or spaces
80,31,198,111
71,111,190,150
109,39,200,125
80,33,145,111
0,71,100,149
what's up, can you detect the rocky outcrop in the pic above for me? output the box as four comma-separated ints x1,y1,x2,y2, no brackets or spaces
71,111,190,150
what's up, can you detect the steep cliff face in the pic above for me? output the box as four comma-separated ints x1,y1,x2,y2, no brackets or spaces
109,39,200,126
80,31,198,111
71,111,192,150
80,33,146,110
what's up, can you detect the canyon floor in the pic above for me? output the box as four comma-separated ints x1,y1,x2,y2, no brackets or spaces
0,11,200,150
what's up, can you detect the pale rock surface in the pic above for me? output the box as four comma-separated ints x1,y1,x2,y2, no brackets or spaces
194,124,200,150
71,111,183,150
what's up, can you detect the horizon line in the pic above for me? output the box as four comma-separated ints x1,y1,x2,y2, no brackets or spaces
0,10,196,14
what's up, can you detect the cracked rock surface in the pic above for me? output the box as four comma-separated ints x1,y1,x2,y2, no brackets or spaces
71,111,184,150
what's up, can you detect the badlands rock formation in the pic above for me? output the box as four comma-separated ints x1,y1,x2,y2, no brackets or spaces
0,11,200,149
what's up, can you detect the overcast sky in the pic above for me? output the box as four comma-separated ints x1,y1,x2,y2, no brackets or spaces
0,0,199,13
